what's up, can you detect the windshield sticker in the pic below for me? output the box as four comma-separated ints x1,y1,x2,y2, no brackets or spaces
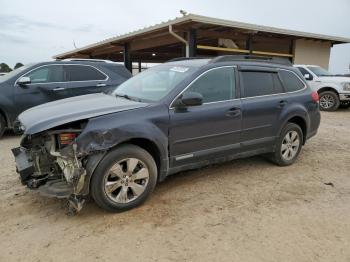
170,66,189,73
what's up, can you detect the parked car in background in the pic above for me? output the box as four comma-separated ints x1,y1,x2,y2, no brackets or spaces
295,65,350,111
0,59,131,137
12,55,320,214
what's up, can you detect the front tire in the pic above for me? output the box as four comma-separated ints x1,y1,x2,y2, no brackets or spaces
270,123,303,166
319,91,340,111
91,144,157,212
0,114,6,138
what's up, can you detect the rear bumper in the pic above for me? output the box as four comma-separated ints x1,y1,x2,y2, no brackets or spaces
11,147,34,184
339,93,350,101
306,107,321,142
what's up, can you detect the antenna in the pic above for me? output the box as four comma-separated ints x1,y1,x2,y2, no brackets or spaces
73,40,78,49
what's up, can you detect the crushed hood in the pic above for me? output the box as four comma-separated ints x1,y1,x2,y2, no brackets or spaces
18,93,148,134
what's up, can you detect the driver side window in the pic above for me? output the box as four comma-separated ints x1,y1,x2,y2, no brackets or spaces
25,65,65,84
185,67,236,103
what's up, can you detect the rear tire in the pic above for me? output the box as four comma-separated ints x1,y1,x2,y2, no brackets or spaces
270,123,303,166
90,144,158,212
0,114,6,138
319,91,340,111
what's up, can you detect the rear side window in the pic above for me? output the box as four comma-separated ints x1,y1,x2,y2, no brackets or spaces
185,67,235,103
25,65,64,83
65,65,107,81
279,70,305,92
240,71,283,98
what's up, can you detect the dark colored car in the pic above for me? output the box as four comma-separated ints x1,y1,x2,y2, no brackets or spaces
12,55,320,214
0,59,131,137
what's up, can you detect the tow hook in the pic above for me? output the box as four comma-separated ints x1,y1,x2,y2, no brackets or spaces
67,195,85,215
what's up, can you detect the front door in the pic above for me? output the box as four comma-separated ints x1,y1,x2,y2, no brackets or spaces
14,64,67,117
169,66,241,167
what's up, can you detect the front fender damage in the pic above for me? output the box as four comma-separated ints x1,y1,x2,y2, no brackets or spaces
13,117,167,214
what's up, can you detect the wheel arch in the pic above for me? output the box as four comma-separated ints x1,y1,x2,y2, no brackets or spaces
82,136,168,196
317,86,339,95
277,104,309,145
118,138,163,177
286,116,307,144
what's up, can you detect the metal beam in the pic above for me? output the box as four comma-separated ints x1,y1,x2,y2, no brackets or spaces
246,35,253,54
188,29,197,57
123,43,132,72
138,59,142,73
197,45,249,54
197,45,293,57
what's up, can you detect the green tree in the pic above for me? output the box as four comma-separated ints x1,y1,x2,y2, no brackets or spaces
0,63,12,72
14,62,24,69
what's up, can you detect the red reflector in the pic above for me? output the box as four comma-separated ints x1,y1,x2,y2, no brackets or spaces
311,91,319,103
59,133,76,145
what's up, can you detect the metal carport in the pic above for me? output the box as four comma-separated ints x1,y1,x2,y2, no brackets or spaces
54,13,350,71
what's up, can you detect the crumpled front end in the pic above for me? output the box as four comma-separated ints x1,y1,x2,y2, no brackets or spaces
12,123,89,213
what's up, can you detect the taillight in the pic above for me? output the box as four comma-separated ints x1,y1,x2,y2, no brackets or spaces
59,133,77,146
311,91,319,103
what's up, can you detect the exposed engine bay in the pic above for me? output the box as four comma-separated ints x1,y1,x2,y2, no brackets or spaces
12,122,94,214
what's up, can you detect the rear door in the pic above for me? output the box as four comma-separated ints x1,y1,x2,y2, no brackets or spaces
239,66,286,152
169,66,242,167
13,64,67,115
64,64,109,96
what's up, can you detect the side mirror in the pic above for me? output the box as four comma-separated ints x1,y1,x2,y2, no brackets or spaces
174,91,203,107
17,76,31,86
303,73,313,81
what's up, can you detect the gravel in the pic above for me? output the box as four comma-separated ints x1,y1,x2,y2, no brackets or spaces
0,110,350,262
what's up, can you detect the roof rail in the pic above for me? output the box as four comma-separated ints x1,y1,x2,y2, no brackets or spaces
60,58,117,63
167,57,210,62
210,55,292,66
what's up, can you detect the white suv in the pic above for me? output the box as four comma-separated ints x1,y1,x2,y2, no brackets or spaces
294,65,350,111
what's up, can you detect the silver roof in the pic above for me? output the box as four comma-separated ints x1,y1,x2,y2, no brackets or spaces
54,13,350,59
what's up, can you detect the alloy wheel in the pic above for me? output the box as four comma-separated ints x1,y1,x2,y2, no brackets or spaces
320,94,335,109
281,131,300,161
103,158,149,204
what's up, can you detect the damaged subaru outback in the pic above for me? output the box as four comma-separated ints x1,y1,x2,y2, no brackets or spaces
12,56,321,213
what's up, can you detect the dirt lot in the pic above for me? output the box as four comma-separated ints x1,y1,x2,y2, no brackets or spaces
0,110,350,262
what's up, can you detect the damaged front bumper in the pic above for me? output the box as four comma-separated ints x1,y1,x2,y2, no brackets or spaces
12,147,35,185
12,136,90,214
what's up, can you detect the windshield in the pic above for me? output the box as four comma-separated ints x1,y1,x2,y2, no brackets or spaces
0,64,33,83
307,66,332,77
112,64,196,102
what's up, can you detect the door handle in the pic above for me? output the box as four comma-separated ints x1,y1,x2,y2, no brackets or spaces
96,83,107,87
53,87,65,91
278,100,288,108
226,107,241,117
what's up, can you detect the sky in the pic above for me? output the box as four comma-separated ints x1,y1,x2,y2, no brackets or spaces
0,0,349,73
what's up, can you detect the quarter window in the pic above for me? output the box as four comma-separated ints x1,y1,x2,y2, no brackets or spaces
185,67,235,103
25,65,64,83
240,71,283,98
279,70,305,92
65,65,106,81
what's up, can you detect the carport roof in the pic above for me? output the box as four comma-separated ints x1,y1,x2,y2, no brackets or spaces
53,13,350,59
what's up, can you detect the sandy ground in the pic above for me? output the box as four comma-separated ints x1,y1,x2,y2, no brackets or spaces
0,110,350,262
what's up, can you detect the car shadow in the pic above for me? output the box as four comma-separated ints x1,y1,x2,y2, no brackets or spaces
2,129,20,138
81,155,271,217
